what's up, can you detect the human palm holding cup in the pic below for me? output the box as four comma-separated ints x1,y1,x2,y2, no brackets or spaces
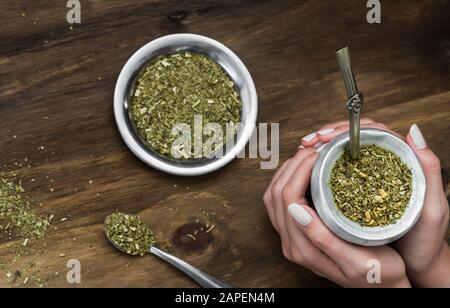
263,119,450,287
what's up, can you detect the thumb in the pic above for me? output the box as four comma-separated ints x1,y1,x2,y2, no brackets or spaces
406,124,443,191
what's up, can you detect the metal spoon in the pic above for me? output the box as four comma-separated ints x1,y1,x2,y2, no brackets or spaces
336,47,364,160
105,216,232,288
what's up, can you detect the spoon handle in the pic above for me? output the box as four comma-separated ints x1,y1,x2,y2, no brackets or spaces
150,246,232,288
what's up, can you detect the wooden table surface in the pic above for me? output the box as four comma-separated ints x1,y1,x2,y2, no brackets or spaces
0,0,449,288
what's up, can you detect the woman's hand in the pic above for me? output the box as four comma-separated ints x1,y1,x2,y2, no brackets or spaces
395,124,450,288
263,119,412,287
309,120,450,287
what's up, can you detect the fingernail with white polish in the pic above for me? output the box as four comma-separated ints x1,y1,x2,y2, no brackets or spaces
316,143,327,153
302,132,317,142
317,128,335,136
410,124,427,150
288,203,313,226
298,145,305,149
314,142,324,148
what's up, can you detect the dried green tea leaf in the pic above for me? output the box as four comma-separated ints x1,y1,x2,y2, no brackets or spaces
330,145,412,227
105,213,155,256
130,52,242,159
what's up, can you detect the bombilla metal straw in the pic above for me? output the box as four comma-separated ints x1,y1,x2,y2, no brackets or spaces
336,47,364,160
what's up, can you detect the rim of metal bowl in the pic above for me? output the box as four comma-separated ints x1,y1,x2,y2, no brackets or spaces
114,34,258,176
311,128,426,246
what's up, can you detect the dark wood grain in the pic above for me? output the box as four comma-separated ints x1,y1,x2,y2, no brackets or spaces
0,0,449,288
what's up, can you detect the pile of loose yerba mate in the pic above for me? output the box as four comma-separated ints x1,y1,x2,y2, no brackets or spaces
0,174,53,287
0,176,51,240
130,52,242,159
105,213,155,256
330,145,412,227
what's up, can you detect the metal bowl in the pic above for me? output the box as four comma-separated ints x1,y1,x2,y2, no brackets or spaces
114,34,258,176
311,128,426,246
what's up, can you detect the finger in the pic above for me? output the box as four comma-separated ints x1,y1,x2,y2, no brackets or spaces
272,147,316,206
407,124,442,181
317,118,376,132
406,124,445,216
287,203,368,272
283,152,345,284
282,152,351,280
268,158,291,194
300,141,325,151
264,159,291,231
285,214,348,285
282,152,318,205
301,132,320,148
317,123,402,144
272,147,316,241
280,152,349,284
316,118,376,144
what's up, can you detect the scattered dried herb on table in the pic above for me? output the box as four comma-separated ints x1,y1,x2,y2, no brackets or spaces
130,52,242,159
0,177,51,239
330,145,412,227
105,213,155,256
0,174,53,287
